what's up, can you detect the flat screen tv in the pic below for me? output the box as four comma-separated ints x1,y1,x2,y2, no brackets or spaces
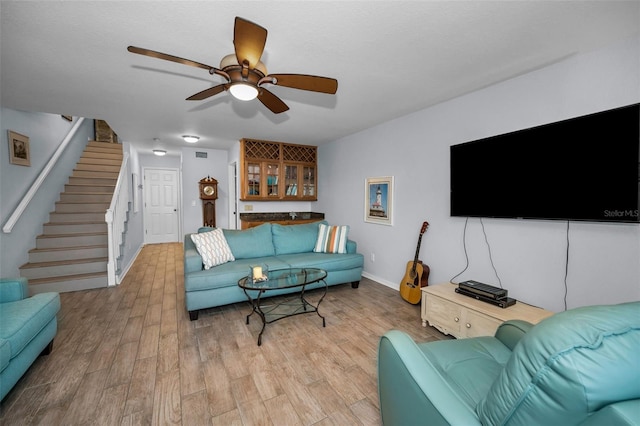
450,103,639,223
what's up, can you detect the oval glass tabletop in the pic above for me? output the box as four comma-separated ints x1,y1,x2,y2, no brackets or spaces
238,267,327,291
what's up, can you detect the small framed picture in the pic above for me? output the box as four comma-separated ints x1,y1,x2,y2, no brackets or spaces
364,176,394,225
8,130,30,167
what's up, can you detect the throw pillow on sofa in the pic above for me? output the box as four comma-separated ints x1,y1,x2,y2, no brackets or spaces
314,224,350,254
190,229,235,269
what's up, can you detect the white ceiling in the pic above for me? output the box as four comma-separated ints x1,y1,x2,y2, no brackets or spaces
2,1,639,154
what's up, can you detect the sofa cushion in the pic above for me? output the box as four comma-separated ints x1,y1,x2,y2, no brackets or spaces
190,229,235,269
417,336,512,410
313,224,350,254
0,339,9,373
0,292,60,358
277,252,364,272
184,257,291,292
223,223,276,259
476,302,640,426
272,221,327,255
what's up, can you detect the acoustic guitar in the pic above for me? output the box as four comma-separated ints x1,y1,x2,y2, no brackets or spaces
399,221,430,304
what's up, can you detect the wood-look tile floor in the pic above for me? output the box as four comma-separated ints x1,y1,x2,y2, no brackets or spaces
0,243,447,425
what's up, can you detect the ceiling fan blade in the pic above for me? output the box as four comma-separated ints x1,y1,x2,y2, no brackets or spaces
268,74,338,94
257,88,289,114
127,46,217,72
233,17,267,69
186,84,228,101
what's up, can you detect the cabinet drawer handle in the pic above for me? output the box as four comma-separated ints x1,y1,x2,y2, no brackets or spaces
466,323,471,328
454,317,459,322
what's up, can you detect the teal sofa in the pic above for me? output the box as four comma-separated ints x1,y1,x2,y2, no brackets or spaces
378,301,640,425
0,277,60,401
184,221,364,320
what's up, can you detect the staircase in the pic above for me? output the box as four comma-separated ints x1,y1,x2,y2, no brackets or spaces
20,141,123,293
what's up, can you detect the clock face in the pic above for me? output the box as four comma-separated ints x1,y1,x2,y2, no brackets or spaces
203,185,215,196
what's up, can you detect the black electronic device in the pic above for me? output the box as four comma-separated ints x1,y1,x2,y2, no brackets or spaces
455,287,517,308
458,280,507,300
450,103,640,223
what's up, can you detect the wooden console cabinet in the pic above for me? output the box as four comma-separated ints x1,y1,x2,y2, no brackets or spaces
421,283,553,338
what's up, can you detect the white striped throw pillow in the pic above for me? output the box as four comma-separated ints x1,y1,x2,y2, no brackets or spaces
313,224,349,254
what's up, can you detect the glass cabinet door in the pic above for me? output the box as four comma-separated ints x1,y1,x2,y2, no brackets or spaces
266,163,279,197
284,165,298,196
247,162,260,196
303,166,315,197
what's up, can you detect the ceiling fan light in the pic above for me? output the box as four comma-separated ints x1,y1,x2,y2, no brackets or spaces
230,83,258,101
153,149,167,156
182,135,200,143
220,53,268,75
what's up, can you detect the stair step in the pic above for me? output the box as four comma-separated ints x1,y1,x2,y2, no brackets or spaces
20,257,107,280
28,245,108,263
59,192,112,203
77,157,123,166
36,232,108,249
75,163,120,173
28,272,108,294
85,146,122,155
65,184,116,193
68,176,117,186
54,202,109,213
87,140,122,149
43,222,107,235
49,211,106,223
72,169,119,179
82,151,123,161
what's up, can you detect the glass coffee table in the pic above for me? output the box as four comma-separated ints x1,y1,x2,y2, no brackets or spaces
238,267,328,346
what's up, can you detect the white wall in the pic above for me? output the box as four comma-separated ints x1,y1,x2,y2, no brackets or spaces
317,35,640,312
181,147,230,234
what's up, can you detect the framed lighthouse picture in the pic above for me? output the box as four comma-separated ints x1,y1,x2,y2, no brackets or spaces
364,176,394,225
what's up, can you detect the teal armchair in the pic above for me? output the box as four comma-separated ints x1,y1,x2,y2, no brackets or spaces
0,277,60,401
378,302,640,425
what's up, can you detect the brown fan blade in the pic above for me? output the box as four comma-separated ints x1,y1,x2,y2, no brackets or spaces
128,46,217,72
186,84,228,101
257,88,289,114
233,17,267,70
267,74,338,94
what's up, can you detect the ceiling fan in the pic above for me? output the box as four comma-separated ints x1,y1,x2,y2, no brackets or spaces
127,17,338,114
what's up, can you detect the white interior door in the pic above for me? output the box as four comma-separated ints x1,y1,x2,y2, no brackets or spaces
143,168,180,243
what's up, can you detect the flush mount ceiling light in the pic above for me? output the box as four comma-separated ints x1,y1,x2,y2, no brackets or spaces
229,82,259,101
182,135,200,143
152,138,166,156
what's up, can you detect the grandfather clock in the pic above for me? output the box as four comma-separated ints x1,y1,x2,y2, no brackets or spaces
198,176,218,227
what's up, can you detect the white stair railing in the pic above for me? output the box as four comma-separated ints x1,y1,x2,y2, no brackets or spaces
106,152,130,286
3,117,86,233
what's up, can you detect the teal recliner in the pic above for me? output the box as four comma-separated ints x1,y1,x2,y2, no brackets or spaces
378,302,640,425
0,277,60,401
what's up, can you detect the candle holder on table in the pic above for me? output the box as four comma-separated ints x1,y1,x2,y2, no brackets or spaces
249,264,269,283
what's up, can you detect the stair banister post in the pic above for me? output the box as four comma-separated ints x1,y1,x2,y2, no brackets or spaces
105,207,116,287
105,152,129,287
